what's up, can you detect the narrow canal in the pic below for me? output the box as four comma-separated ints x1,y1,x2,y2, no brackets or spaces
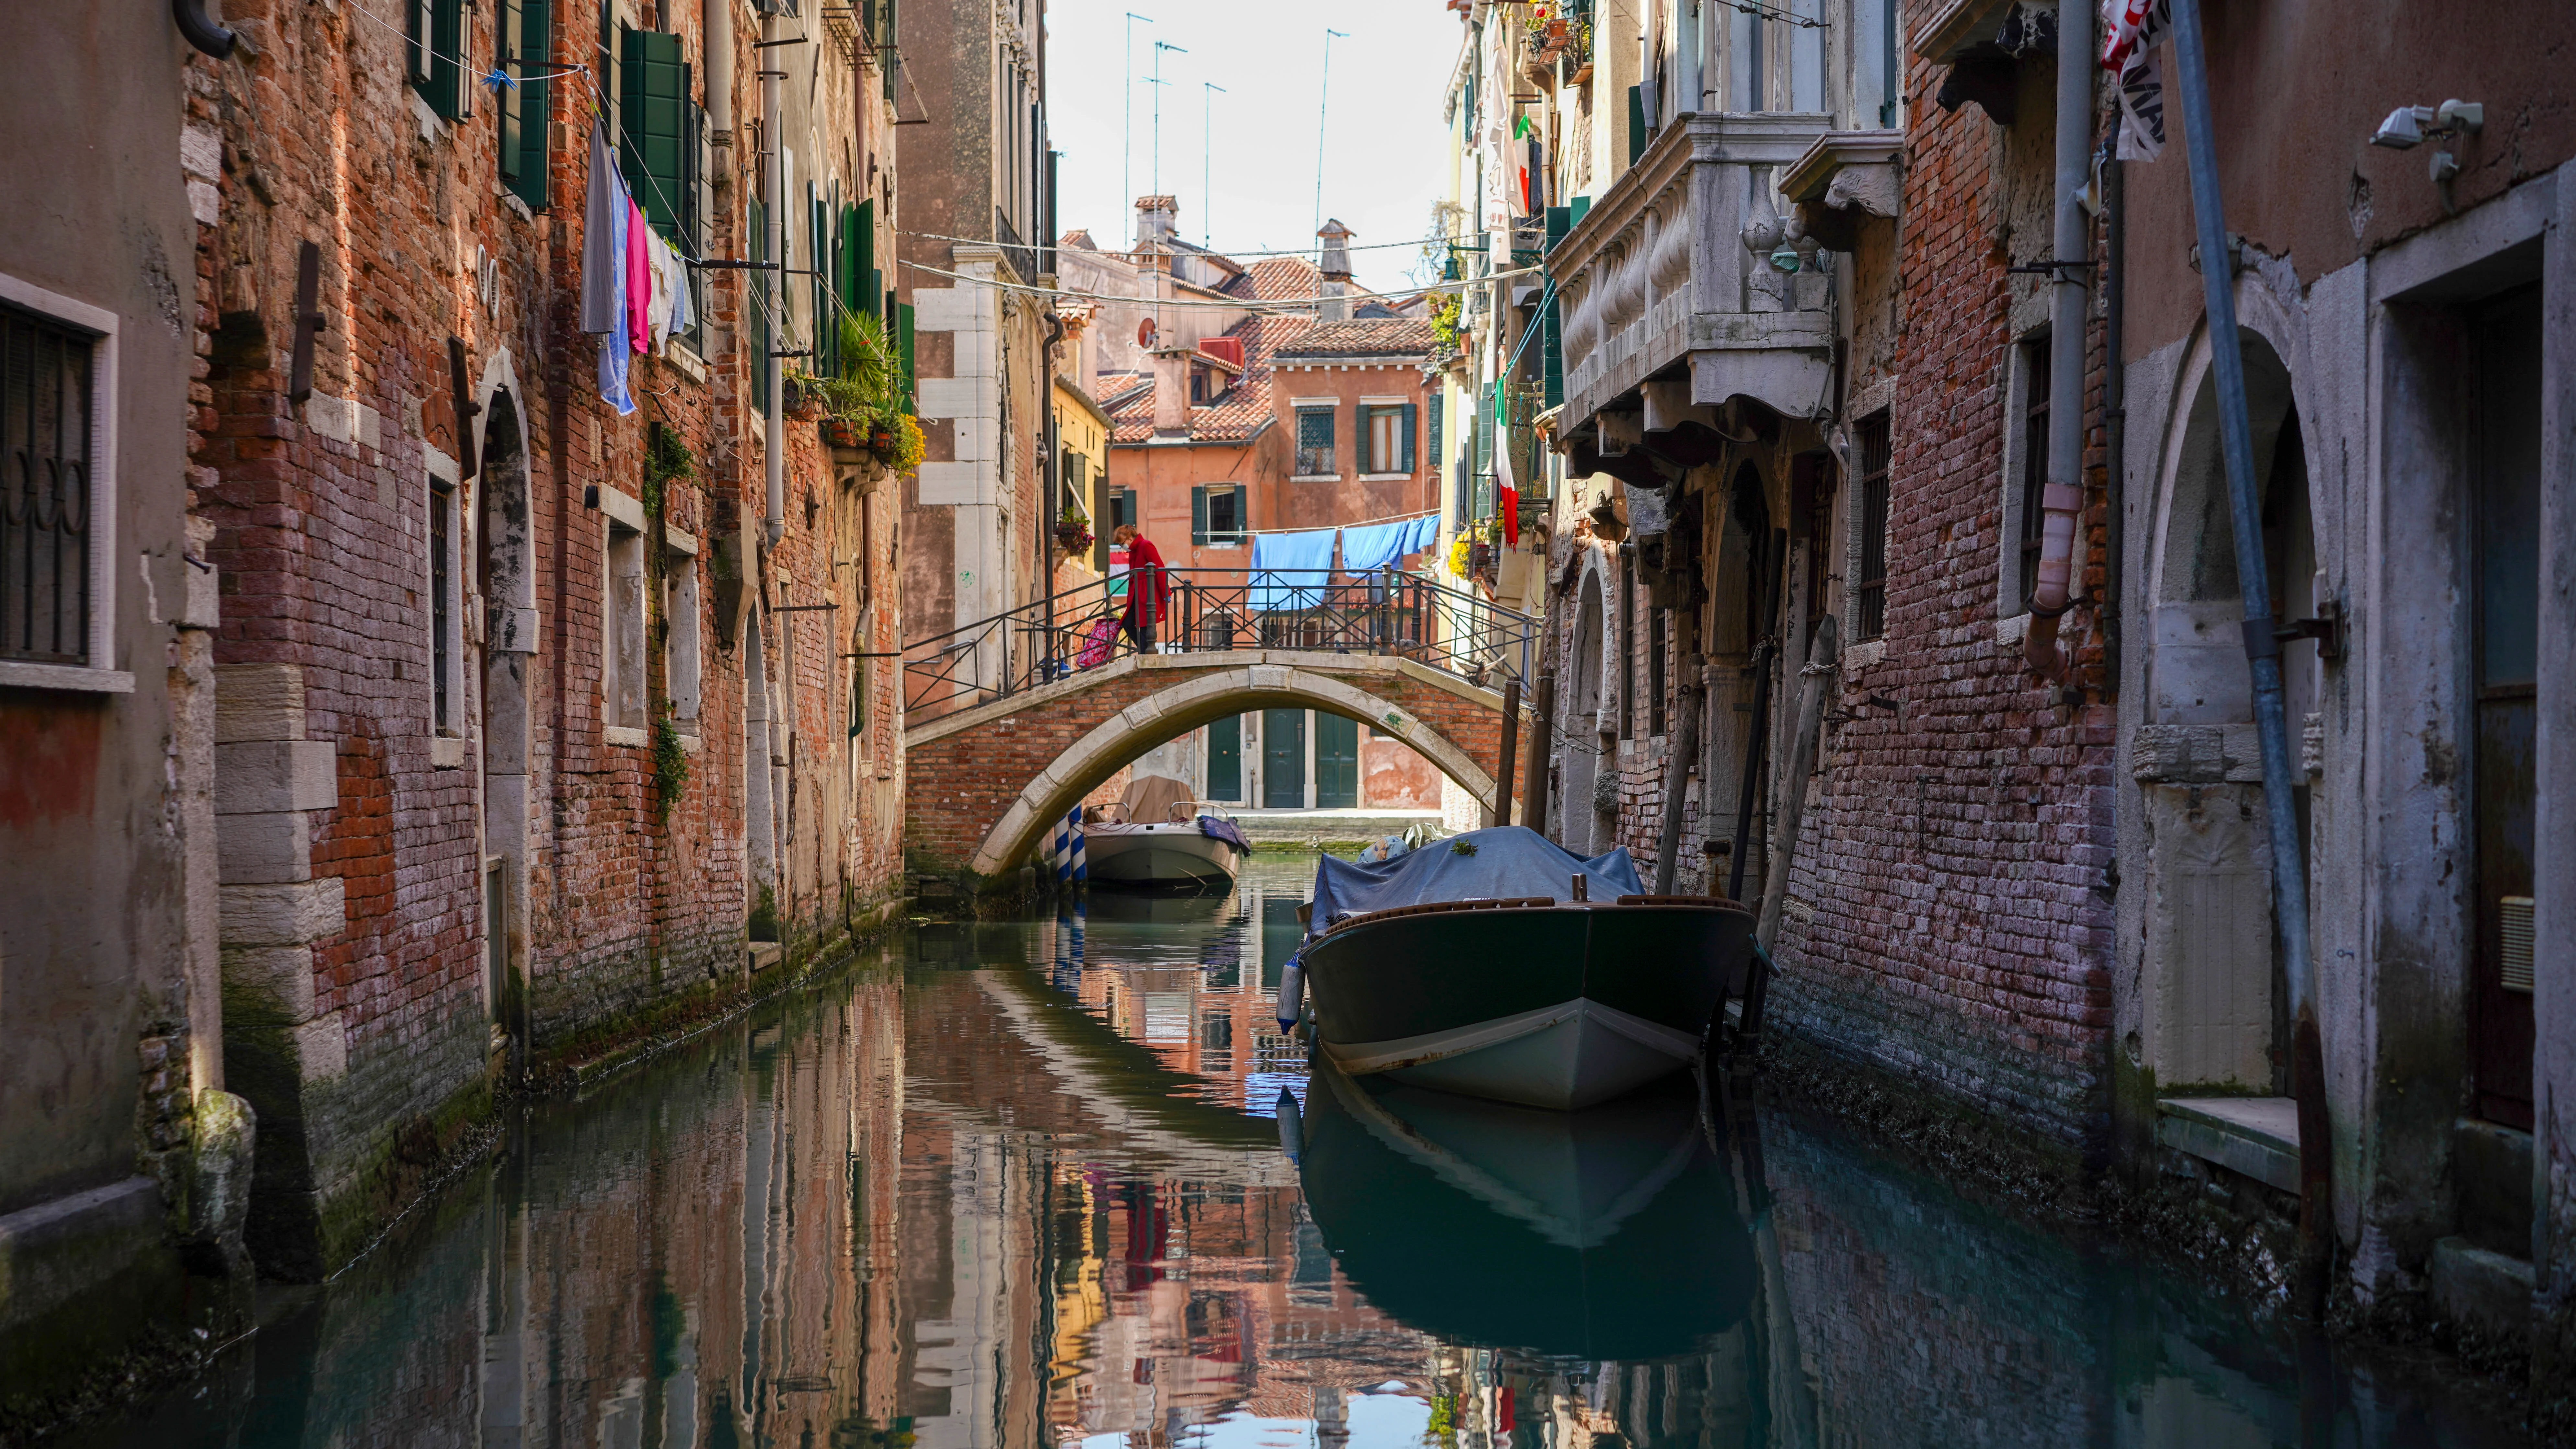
82,857,2522,1448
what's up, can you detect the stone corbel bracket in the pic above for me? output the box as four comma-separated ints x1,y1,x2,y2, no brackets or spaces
1780,130,1905,253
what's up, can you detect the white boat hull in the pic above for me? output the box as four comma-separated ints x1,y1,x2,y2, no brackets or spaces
1082,823,1243,888
1319,998,1702,1111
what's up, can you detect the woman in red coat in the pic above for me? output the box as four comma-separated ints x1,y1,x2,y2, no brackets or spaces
1114,523,1169,654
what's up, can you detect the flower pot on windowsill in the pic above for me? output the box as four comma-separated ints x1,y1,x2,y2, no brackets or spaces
821,415,865,450
783,377,819,420
1467,542,1492,572
868,424,896,457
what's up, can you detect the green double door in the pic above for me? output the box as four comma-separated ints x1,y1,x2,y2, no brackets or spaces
1257,711,1359,808
1207,715,1242,802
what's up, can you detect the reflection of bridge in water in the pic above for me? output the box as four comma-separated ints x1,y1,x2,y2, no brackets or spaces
899,572,1541,886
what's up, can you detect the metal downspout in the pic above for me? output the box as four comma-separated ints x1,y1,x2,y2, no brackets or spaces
2102,155,2124,690
174,0,238,57
2024,0,2094,677
763,11,786,551
2168,0,2331,1314
1041,311,1066,676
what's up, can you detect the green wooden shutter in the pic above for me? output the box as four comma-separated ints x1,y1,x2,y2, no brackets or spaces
1427,391,1444,474
595,3,617,140
414,0,466,118
518,0,554,208
498,0,525,186
1542,207,1569,409
621,29,686,238
1400,403,1417,473
897,303,916,410
841,203,865,316
1627,85,1647,165
749,198,770,411
1191,486,1210,546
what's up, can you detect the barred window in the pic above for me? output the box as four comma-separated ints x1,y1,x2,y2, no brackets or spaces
2016,336,2051,609
1295,407,1335,477
2,304,99,667
1855,410,1891,640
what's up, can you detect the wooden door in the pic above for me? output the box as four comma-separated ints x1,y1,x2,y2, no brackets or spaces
1262,709,1306,809
1207,714,1242,802
1315,713,1359,808
2472,284,2541,1128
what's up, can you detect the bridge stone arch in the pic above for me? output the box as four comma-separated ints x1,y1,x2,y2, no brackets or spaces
904,651,1520,886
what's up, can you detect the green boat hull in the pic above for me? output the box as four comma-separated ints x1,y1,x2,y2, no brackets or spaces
1300,901,1753,1109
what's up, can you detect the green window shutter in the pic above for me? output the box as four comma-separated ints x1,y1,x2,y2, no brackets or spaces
841,203,866,314
1627,85,1647,166
413,0,466,118
498,0,525,186
620,29,686,238
596,4,618,144
1399,403,1417,474
897,303,916,410
749,198,770,411
1191,485,1210,546
519,0,555,208
1427,391,1444,474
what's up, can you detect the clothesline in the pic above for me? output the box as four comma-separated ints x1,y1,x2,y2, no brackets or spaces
899,257,1544,313
899,225,1470,262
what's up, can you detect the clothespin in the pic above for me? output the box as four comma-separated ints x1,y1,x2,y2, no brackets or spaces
483,67,518,93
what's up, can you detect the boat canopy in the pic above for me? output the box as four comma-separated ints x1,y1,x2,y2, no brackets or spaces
1305,826,1642,940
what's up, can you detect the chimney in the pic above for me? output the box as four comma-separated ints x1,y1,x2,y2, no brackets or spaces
1135,194,1179,248
1150,345,1190,435
1317,218,1355,322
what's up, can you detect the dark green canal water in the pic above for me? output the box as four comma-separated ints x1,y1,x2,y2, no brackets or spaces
78,857,2523,1447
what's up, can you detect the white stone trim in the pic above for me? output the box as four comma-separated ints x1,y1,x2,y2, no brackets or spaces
0,269,119,684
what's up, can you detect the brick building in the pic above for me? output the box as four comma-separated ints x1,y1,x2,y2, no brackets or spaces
18,0,922,1295
1469,0,2576,1376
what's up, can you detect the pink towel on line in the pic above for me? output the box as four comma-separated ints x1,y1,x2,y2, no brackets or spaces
625,198,651,358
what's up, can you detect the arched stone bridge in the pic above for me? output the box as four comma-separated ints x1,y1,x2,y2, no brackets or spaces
903,651,1524,888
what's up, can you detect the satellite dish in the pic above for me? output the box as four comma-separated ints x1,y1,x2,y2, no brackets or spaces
1137,317,1158,349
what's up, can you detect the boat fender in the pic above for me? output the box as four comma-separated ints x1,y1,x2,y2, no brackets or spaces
1276,956,1305,1033
1276,1088,1304,1162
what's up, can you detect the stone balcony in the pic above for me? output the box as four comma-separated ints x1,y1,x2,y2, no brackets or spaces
1552,112,1836,477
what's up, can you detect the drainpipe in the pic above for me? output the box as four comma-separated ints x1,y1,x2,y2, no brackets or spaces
762,9,786,550
2101,153,2124,690
2023,0,2094,678
1041,309,1065,673
2168,0,2330,1317
174,0,238,57
705,0,733,138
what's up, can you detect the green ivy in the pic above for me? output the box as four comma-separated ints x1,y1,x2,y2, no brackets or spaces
652,712,691,822
642,422,696,520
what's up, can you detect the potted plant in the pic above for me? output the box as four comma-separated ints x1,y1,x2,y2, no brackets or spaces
821,415,865,450
783,372,820,420
1054,506,1093,559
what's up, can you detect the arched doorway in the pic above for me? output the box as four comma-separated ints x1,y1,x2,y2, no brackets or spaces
1563,566,1608,851
2141,332,2318,1094
479,388,536,1049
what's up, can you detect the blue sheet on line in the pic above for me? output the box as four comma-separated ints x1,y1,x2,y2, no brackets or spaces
1304,826,1642,942
1409,514,1441,555
1340,517,1423,573
1250,527,1338,612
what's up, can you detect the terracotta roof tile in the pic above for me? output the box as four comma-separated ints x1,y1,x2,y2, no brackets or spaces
1268,318,1434,358
1107,314,1317,445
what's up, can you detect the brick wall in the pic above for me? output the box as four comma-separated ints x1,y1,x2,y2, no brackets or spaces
185,0,905,1277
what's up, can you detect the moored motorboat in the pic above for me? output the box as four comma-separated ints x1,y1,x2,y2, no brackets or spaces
1294,826,1753,1110
1081,775,1250,890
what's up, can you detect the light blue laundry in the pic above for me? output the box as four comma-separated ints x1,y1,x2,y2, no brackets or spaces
1250,527,1338,612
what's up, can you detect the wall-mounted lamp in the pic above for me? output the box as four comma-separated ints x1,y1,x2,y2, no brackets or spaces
2371,99,2484,215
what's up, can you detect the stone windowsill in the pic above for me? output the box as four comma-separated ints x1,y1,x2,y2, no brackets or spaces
676,731,703,754
604,724,650,748
2157,1097,2299,1194
1357,472,1414,483
1291,474,1342,484
430,735,470,769
1995,611,2029,647
0,661,134,694
1841,637,1886,671
748,942,784,973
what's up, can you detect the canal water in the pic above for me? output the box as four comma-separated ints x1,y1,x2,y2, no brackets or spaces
82,857,2522,1448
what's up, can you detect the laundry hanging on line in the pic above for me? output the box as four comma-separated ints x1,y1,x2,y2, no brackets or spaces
579,120,699,416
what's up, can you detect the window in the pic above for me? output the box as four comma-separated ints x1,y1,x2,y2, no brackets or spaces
0,293,115,684
748,198,769,411
1295,407,1336,476
1193,484,1244,546
1649,604,1668,737
1427,391,1444,478
602,519,647,733
1855,410,1891,640
665,544,701,725
1109,488,1138,532
409,0,471,120
497,0,552,209
429,472,460,732
1364,404,1417,475
2015,335,2051,610
621,29,693,242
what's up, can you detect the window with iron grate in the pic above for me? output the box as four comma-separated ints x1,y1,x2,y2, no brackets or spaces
2016,336,2051,610
1855,410,1891,640
1,303,100,668
1295,407,1336,477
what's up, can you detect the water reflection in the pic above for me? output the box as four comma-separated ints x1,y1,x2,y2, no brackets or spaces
83,859,2524,1449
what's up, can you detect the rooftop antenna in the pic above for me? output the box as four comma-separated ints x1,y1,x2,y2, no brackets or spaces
1315,28,1349,234
1151,40,1188,197
1124,12,1152,235
1202,82,1227,246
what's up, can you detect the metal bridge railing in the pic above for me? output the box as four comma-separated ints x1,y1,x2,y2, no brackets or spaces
902,569,1538,727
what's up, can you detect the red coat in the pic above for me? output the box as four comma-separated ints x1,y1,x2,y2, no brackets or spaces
1121,535,1171,624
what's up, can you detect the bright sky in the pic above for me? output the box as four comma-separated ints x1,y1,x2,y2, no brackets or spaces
1043,0,1464,296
